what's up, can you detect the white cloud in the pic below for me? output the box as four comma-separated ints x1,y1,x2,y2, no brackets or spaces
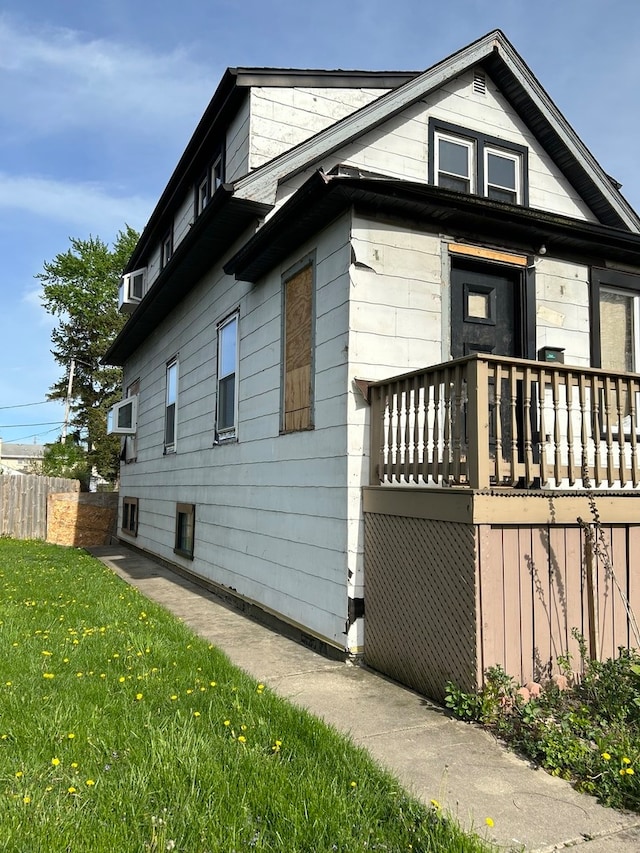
0,14,215,140
0,172,152,232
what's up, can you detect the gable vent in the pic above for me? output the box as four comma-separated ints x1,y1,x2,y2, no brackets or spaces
473,70,486,95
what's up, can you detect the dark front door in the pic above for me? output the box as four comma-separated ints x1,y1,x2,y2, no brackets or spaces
451,261,527,476
451,261,523,358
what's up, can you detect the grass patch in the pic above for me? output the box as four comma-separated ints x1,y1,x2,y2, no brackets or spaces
0,539,492,852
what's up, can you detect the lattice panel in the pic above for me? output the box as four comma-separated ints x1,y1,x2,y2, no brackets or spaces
364,514,478,703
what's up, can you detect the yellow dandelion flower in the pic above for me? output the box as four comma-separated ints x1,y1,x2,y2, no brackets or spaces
67,786,76,794
193,711,201,717
240,724,247,731
67,733,75,740
626,768,634,775
70,762,78,769
118,677,125,683
601,752,611,761
15,771,23,778
51,757,60,766
170,694,178,701
223,720,230,726
86,779,95,786
186,689,193,695
622,757,631,765
210,681,216,687
135,693,143,700
485,818,494,828
620,769,626,776
237,735,247,743
350,781,357,788
43,673,54,679
430,799,441,809
23,796,31,804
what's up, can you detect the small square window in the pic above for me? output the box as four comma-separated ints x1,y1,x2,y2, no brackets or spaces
122,497,138,537
174,503,195,559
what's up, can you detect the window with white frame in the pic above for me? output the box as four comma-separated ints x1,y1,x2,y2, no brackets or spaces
434,132,475,193
484,146,520,204
429,119,527,205
197,175,208,216
165,358,178,452
211,152,224,193
124,378,140,463
161,229,173,269
216,312,238,440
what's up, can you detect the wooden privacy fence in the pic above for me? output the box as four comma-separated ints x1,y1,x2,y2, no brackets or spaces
367,354,640,489
0,475,79,540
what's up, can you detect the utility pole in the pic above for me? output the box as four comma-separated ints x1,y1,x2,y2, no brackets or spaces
61,358,76,444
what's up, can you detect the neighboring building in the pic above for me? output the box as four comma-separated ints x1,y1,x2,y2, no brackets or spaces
0,439,44,475
105,31,640,701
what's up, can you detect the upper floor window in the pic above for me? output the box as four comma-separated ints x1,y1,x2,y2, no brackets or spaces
429,119,528,206
195,147,225,218
216,312,239,441
165,357,178,453
161,229,173,270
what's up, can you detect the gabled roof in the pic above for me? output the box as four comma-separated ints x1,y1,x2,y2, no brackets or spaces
226,168,640,283
233,30,640,232
124,68,417,275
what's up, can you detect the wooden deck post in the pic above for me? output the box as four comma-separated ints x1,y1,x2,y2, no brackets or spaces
369,385,383,485
466,357,491,489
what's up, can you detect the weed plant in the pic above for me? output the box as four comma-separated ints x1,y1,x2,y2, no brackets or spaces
446,646,640,813
0,539,492,853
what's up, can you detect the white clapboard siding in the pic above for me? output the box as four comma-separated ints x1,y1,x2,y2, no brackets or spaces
248,86,390,170
225,94,250,182
276,67,597,224
119,214,353,647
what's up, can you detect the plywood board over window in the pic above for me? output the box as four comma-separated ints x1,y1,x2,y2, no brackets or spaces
283,262,313,432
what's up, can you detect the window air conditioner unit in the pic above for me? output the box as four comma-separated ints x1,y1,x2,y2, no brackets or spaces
107,396,138,435
118,267,147,314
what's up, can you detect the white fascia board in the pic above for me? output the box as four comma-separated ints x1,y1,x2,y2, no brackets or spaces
233,32,502,206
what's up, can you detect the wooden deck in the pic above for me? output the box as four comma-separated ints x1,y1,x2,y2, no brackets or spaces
365,354,640,490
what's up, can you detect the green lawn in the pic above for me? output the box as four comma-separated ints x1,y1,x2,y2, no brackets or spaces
0,538,492,852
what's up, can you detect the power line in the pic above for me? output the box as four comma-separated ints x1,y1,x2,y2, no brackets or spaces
6,426,62,444
0,400,58,410
0,421,64,429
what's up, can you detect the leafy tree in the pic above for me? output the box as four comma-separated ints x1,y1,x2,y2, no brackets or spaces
42,439,90,488
38,226,139,483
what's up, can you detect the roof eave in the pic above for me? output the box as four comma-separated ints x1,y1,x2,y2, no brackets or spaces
226,172,640,284
104,189,271,365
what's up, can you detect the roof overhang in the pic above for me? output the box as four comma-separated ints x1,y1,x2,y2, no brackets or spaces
226,170,640,283
104,188,271,365
233,30,640,232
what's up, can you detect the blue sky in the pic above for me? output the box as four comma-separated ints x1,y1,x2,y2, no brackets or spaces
1,0,639,445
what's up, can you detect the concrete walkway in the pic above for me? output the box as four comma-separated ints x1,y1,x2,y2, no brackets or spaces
89,545,640,852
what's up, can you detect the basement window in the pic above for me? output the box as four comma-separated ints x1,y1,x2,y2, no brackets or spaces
122,497,138,537
174,503,195,559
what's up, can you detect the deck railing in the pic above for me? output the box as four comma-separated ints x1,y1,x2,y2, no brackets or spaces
367,354,640,489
